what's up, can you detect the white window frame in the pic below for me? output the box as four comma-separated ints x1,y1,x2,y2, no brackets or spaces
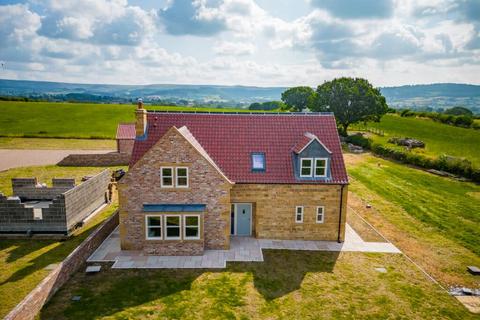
300,158,313,177
175,167,189,188
160,167,174,188
164,214,182,240
314,158,328,178
183,214,201,240
145,215,163,240
295,206,304,223
316,206,325,223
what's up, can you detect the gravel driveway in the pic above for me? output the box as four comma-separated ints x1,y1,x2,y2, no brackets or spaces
0,149,115,171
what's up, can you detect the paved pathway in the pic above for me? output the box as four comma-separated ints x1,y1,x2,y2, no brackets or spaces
88,224,401,269
0,149,114,171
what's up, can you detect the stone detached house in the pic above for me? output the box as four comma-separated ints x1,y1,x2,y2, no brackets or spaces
118,101,349,255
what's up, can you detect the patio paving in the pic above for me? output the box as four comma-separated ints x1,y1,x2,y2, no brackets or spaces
88,224,401,269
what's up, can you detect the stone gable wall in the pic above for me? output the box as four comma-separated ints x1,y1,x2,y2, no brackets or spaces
119,128,232,255
230,183,348,241
117,139,134,155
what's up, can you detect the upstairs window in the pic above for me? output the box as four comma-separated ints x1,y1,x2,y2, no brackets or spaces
176,167,189,188
161,167,173,187
316,206,325,223
295,206,304,223
251,153,266,171
300,158,313,177
315,158,328,177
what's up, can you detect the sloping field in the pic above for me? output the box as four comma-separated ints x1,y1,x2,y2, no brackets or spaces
354,114,480,166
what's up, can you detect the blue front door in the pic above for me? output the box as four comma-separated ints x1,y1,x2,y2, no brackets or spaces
236,204,251,236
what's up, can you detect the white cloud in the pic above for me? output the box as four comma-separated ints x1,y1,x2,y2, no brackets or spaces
214,41,255,55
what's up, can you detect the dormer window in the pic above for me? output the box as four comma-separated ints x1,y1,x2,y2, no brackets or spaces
300,157,328,178
300,158,313,177
314,158,328,177
251,153,266,172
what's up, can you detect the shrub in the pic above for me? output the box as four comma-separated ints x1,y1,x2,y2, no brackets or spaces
400,109,415,117
453,115,473,127
346,134,371,149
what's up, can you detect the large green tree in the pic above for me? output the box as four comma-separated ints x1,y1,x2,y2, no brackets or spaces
311,77,388,136
281,86,315,111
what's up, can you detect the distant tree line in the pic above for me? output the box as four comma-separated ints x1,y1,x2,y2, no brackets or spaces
248,101,286,110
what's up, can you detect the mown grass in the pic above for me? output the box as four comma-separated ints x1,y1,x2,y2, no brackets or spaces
0,101,278,139
346,153,480,287
352,114,480,166
0,137,116,150
40,251,473,320
0,196,118,318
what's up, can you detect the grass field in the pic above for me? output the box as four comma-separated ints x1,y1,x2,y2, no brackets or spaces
0,137,116,150
346,153,480,288
0,164,119,318
352,114,480,166
0,101,276,139
39,251,473,320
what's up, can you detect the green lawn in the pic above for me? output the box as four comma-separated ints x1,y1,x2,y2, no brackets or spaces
0,165,120,318
0,101,278,139
0,137,116,150
40,251,473,320
352,114,480,166
346,154,480,288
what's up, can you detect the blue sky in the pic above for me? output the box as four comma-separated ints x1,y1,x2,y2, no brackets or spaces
0,0,479,87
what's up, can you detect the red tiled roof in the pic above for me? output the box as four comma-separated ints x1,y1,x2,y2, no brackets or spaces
130,113,348,184
116,123,136,140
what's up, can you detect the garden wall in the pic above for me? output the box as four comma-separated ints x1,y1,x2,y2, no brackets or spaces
4,210,119,320
58,152,130,166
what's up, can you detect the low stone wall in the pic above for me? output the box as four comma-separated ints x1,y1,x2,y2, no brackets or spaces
4,210,119,320
58,152,130,167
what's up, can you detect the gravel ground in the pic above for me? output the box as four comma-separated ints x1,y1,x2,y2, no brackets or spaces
0,149,114,171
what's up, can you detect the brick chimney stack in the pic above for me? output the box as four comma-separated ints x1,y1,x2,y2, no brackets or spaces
135,98,147,137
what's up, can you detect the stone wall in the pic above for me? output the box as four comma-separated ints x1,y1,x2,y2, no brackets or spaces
58,152,130,167
117,139,134,155
231,183,348,241
4,211,119,320
119,127,232,255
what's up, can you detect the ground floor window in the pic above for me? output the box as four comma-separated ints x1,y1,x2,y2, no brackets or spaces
146,215,162,239
165,215,181,240
316,206,325,223
145,214,201,240
184,215,200,239
295,206,304,223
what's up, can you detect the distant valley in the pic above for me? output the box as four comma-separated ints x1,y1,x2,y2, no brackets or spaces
0,79,479,113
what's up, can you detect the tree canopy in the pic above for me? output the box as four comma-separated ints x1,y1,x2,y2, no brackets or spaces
310,77,388,135
281,86,315,112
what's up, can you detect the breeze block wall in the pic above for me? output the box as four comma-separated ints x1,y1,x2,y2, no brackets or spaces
119,127,233,255
64,169,111,231
0,170,111,235
230,183,348,241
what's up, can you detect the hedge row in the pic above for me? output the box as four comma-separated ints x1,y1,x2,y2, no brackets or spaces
347,135,480,183
399,109,479,129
